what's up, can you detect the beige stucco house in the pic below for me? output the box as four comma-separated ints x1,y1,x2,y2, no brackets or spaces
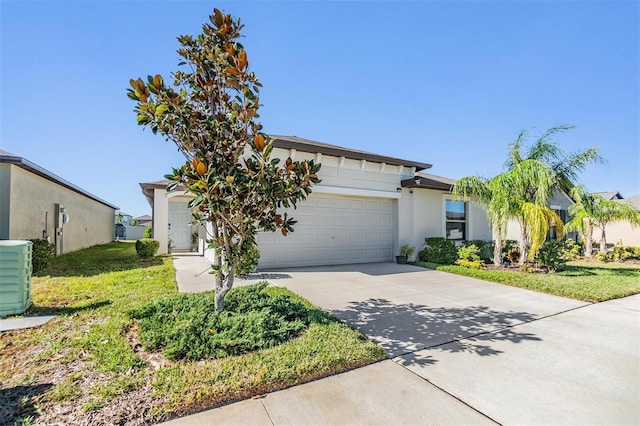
596,193,640,247
140,135,491,268
0,150,118,255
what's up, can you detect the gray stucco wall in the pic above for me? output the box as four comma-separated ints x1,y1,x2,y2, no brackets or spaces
7,165,115,253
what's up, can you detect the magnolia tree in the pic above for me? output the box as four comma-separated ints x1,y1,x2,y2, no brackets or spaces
128,9,321,311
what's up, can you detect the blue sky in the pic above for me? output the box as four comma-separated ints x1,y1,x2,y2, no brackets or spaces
2,1,638,217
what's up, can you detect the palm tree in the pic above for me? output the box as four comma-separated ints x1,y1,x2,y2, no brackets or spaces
493,159,564,263
455,126,599,265
453,176,507,266
454,159,563,265
505,125,602,195
565,188,599,256
567,190,640,254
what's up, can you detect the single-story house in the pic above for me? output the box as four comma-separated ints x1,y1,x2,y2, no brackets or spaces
134,215,152,226
140,135,491,268
596,193,640,247
0,150,118,255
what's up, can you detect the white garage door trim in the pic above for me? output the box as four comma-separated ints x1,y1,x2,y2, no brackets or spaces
257,194,394,268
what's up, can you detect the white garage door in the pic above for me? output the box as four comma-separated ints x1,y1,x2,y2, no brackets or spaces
257,195,394,268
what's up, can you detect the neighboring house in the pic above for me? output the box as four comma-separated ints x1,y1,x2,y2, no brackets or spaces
0,150,118,255
114,211,152,241
116,211,135,226
140,135,490,268
594,191,624,201
598,193,640,247
135,215,152,226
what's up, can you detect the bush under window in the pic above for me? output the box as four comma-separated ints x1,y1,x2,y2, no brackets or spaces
419,237,458,265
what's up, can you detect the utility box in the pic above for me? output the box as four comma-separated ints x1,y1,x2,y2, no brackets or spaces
0,240,33,318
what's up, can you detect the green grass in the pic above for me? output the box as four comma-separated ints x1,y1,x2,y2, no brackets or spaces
414,260,640,302
0,241,385,425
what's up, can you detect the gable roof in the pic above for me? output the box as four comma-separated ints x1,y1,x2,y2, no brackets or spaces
620,194,640,211
0,150,119,209
400,172,455,191
269,135,431,171
594,191,623,200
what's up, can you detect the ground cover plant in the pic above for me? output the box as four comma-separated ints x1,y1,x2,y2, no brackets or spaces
0,241,385,425
414,259,640,302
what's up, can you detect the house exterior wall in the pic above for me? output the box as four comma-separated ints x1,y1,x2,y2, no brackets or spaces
405,189,492,256
599,222,640,247
4,164,115,253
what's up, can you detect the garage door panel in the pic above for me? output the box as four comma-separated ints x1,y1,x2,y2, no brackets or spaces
335,216,350,226
379,232,393,243
348,232,363,243
350,249,364,260
258,195,394,268
317,215,334,226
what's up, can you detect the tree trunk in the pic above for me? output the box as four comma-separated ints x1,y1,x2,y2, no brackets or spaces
519,220,528,265
584,221,593,257
493,227,503,266
599,226,607,254
214,262,236,312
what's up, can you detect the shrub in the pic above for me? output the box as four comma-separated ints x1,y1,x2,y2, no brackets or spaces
400,244,415,258
501,240,520,264
536,240,568,272
142,225,152,238
561,239,583,260
455,244,483,269
611,244,640,262
135,238,160,258
236,242,260,276
626,246,640,260
596,251,612,262
30,239,55,273
128,282,310,360
463,240,493,263
418,237,457,265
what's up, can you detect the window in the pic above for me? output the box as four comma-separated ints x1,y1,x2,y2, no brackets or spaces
547,209,567,241
445,200,466,241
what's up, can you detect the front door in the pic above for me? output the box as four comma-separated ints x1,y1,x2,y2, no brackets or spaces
168,201,192,250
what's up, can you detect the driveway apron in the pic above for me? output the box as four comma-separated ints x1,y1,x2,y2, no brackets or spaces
266,263,639,425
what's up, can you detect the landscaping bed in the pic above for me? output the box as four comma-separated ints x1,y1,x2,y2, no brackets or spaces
0,241,385,425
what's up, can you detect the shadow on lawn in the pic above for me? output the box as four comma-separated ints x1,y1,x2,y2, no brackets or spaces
34,242,165,278
332,298,541,362
27,300,112,316
561,264,640,277
0,383,53,425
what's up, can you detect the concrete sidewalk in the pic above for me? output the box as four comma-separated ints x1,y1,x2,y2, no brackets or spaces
166,258,640,425
172,254,271,293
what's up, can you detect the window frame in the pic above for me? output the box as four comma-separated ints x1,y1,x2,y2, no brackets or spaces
443,198,468,241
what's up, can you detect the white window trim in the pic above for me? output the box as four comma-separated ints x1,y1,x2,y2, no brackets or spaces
442,195,473,241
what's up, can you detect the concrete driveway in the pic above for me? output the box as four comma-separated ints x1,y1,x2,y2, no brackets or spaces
264,262,640,425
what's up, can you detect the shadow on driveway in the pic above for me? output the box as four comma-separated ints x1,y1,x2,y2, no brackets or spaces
332,298,542,359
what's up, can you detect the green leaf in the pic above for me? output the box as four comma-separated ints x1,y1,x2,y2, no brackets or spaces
156,105,169,115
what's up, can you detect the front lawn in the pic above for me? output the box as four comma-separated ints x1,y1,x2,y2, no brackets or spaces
0,241,385,425
414,260,640,302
